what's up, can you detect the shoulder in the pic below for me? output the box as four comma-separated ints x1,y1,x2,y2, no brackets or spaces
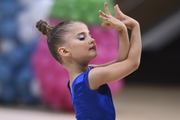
72,67,93,92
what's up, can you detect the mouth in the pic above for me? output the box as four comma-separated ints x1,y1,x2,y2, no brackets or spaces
89,46,96,50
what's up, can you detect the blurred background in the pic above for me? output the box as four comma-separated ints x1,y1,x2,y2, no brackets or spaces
0,0,180,120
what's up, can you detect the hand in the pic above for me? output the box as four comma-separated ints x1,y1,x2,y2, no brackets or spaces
99,2,126,32
114,4,139,29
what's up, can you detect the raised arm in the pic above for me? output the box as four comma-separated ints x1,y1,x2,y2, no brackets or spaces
90,3,130,68
114,4,130,62
88,3,142,90
114,4,141,64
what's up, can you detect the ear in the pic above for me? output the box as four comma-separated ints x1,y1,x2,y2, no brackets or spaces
58,47,71,57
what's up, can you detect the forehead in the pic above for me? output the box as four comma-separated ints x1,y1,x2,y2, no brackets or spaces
68,22,89,35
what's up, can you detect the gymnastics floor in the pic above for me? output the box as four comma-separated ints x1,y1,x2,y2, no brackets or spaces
0,83,179,120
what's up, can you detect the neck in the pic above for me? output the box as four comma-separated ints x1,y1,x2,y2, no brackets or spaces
64,61,90,81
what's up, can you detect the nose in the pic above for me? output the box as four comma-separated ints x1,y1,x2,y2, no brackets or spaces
89,37,95,44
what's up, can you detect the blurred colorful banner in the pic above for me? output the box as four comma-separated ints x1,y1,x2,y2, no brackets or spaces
50,0,114,25
0,0,124,112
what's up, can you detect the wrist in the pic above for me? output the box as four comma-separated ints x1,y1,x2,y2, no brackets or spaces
118,24,127,33
131,21,140,29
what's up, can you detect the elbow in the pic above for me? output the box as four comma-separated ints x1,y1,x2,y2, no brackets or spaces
132,59,141,70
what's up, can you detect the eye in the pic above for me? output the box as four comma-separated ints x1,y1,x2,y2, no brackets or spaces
78,34,85,41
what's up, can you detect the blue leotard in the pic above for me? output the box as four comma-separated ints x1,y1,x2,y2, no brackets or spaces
68,66,115,120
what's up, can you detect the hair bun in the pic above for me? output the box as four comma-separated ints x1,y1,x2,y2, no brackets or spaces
36,20,54,36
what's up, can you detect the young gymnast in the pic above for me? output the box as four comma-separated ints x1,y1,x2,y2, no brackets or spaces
36,2,141,120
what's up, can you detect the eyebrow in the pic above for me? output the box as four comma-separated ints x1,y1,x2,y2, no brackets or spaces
75,31,91,37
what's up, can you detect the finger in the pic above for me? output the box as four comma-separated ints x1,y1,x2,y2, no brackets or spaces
114,4,124,16
101,22,110,27
114,5,124,21
99,10,109,18
99,15,109,22
104,2,111,15
114,5,118,15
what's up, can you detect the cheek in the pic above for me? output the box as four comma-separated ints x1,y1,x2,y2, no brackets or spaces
75,42,89,56
76,43,88,52
69,41,88,54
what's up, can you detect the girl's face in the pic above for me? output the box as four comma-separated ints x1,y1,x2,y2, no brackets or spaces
65,22,97,64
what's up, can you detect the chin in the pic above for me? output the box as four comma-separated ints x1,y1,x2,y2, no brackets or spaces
88,52,97,61
92,53,97,59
